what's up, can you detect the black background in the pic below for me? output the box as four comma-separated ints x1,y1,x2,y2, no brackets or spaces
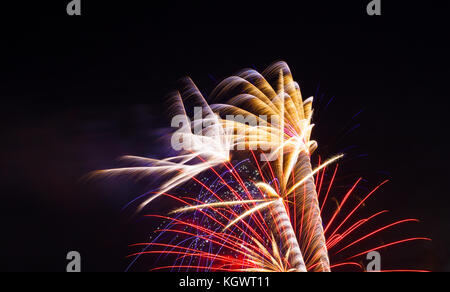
0,1,448,272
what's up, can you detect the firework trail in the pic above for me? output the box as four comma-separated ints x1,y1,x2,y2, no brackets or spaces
267,191,306,271
97,62,430,272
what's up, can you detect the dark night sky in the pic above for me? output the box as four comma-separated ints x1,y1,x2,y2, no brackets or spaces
0,1,448,271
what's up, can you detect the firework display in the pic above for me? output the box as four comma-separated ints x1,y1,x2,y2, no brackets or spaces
100,62,430,272
3,0,449,279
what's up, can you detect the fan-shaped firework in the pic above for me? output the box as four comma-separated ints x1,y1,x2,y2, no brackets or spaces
99,62,430,272
210,62,335,271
